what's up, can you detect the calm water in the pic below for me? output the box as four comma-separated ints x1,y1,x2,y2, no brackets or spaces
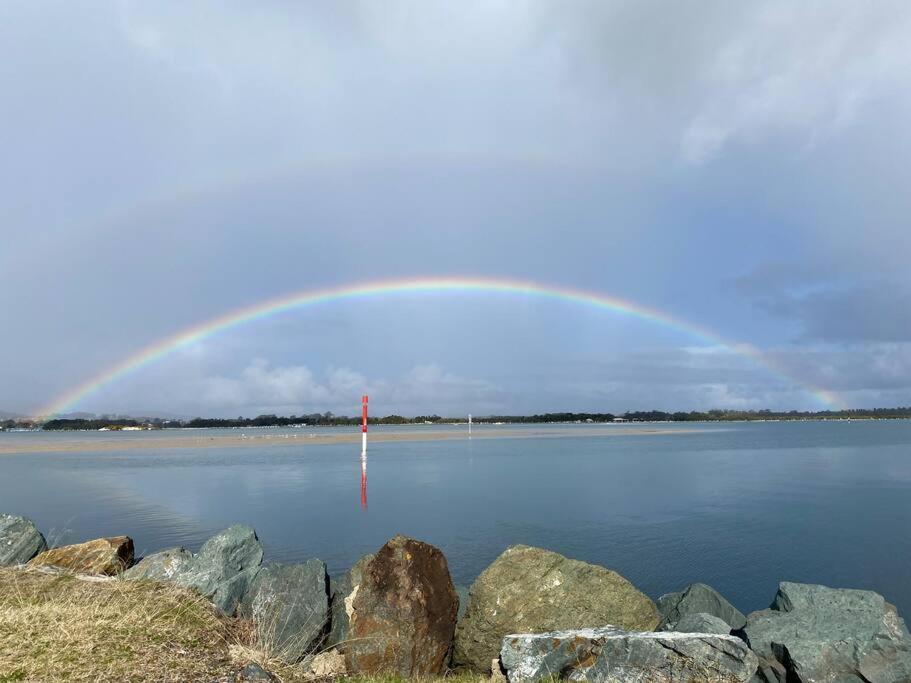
2,421,910,617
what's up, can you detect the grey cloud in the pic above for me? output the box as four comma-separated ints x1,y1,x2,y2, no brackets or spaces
736,265,911,342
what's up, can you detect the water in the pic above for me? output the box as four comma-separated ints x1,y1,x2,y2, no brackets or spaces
2,421,910,617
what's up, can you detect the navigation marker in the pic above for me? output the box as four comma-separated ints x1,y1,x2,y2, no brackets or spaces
361,394,369,455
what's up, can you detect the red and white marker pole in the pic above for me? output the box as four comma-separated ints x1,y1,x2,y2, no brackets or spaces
361,394,368,455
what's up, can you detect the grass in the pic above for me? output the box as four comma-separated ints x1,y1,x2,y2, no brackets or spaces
0,566,235,682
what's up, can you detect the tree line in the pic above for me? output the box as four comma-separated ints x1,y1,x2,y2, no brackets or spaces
19,406,911,431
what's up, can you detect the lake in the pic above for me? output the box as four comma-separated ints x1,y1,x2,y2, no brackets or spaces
2,420,910,617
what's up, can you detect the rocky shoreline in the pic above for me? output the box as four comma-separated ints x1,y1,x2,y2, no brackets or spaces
3,512,911,682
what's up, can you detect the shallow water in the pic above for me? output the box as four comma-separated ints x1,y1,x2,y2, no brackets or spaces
2,421,910,616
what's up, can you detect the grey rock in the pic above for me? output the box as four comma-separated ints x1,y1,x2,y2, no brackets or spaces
662,612,732,635
740,581,911,683
750,656,786,683
0,514,47,566
235,663,278,682
210,566,260,614
657,582,746,630
453,545,658,673
239,560,330,663
500,626,758,682
326,553,373,649
122,547,193,581
123,525,264,615
176,525,262,614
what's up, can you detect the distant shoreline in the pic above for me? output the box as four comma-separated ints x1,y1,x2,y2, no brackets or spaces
0,424,697,454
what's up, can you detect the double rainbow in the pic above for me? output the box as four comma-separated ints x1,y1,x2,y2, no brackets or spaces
36,276,843,417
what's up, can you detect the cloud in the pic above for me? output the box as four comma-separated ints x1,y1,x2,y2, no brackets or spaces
736,264,911,342
197,359,507,416
549,1,911,164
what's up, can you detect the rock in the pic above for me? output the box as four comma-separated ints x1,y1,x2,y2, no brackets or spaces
657,582,746,630
750,656,786,683
326,553,374,649
239,560,330,663
122,547,193,581
500,626,758,682
123,525,264,614
176,525,263,614
307,649,347,678
740,581,911,683
234,663,278,682
0,514,47,566
345,535,458,676
662,612,732,635
452,545,659,673
29,536,134,575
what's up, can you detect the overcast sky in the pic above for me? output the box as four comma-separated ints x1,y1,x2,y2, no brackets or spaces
2,1,910,417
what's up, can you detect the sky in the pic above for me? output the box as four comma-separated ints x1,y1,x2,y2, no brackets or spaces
2,1,910,418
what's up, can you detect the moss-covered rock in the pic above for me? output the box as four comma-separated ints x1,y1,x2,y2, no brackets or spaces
452,545,658,673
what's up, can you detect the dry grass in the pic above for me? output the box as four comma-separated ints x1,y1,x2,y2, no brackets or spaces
0,566,497,683
0,566,235,682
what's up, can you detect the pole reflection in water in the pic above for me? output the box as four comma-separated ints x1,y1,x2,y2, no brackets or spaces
360,453,367,509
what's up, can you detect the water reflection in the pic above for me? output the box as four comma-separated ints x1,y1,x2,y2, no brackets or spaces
360,453,367,509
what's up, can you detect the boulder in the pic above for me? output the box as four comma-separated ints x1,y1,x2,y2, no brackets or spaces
657,582,746,630
123,525,264,614
739,581,911,683
0,514,47,566
345,535,458,676
452,545,658,673
662,612,731,635
29,536,133,575
239,560,330,663
326,553,374,649
500,626,758,682
122,547,193,581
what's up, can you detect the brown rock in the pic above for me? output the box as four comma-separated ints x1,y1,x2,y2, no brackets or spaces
29,536,134,575
345,535,458,676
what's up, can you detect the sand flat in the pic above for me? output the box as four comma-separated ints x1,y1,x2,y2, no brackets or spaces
0,425,695,454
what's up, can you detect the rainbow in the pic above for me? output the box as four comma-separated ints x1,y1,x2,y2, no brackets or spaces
36,276,844,418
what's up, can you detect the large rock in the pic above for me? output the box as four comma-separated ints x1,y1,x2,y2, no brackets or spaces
239,560,330,663
452,545,658,673
122,547,193,581
0,514,47,566
29,536,133,575
657,582,746,630
740,581,911,683
500,626,758,682
327,553,374,649
345,535,458,676
662,612,732,635
178,525,263,614
123,525,264,614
